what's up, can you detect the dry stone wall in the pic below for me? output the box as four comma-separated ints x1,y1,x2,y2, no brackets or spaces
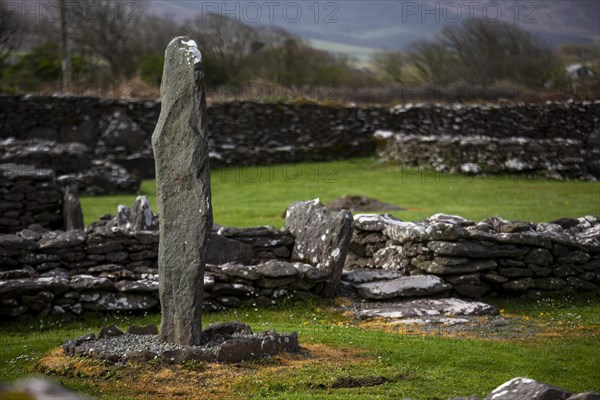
0,164,63,233
2,211,599,319
345,214,600,300
0,224,334,319
2,95,598,180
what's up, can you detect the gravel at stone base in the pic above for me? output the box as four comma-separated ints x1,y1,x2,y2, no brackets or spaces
74,334,209,359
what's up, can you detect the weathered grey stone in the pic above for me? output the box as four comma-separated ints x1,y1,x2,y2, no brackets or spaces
502,278,535,292
554,265,579,278
558,251,591,265
0,234,38,250
217,226,294,248
535,277,566,290
215,337,263,362
70,275,115,291
127,324,159,335
356,275,451,300
498,268,534,278
0,276,69,296
372,245,409,272
124,350,159,363
355,298,497,319
130,196,158,231
255,260,299,278
201,321,253,343
21,291,54,311
218,262,259,280
427,213,475,227
285,199,354,297
115,279,158,293
342,269,406,284
257,276,297,288
152,37,212,346
415,258,497,275
566,276,598,290
80,291,159,311
63,189,84,231
427,241,529,258
353,213,403,231
445,273,481,286
483,377,571,400
524,248,553,267
212,282,257,296
453,283,489,298
39,230,86,249
98,324,124,339
206,233,255,265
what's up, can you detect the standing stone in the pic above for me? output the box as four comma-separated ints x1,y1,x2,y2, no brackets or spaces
152,37,212,346
285,199,354,297
63,187,84,231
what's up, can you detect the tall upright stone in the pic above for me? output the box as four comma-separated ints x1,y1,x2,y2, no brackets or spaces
152,37,212,346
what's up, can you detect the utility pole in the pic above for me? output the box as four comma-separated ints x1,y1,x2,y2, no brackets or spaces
60,0,72,94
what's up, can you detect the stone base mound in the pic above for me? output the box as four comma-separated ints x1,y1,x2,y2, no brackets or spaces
63,321,299,364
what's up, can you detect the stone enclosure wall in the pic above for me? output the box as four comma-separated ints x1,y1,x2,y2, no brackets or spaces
2,205,599,319
344,214,600,300
0,164,63,233
1,95,599,180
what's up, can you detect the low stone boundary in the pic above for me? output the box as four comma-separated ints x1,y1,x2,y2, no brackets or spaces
1,211,599,318
0,139,140,195
345,214,600,300
374,131,600,180
0,224,334,319
2,95,599,180
0,164,63,233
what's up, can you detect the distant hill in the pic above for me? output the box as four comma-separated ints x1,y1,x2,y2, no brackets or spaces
149,0,599,61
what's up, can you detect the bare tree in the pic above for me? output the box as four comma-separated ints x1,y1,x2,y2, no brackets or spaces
439,19,557,87
371,50,405,83
69,0,146,80
408,40,455,83
0,0,21,72
185,14,259,84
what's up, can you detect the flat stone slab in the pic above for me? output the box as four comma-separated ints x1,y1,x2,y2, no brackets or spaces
355,275,451,300
342,269,406,284
354,298,498,320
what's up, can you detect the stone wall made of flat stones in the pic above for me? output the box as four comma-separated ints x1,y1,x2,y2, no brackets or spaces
2,212,599,319
346,214,600,299
0,164,63,234
374,131,600,180
0,225,333,320
2,95,598,180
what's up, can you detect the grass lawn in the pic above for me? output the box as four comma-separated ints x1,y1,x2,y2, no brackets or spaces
1,293,599,399
2,158,599,399
80,158,600,228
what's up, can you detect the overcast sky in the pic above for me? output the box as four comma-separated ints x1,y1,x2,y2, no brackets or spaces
149,1,600,60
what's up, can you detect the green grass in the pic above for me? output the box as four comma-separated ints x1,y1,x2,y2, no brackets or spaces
80,158,600,228
1,293,599,399
3,158,600,398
